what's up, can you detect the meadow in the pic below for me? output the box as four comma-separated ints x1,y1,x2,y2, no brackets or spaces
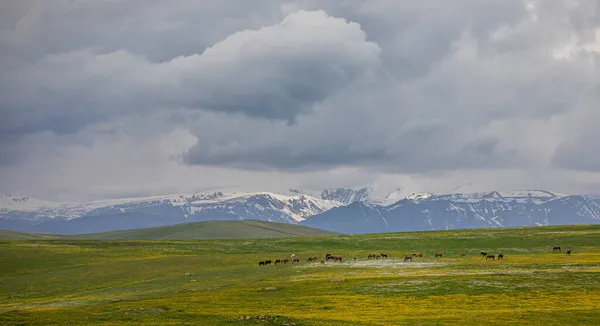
2,224,600,325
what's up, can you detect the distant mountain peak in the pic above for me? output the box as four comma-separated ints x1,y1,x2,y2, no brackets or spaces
320,187,371,205
405,192,433,201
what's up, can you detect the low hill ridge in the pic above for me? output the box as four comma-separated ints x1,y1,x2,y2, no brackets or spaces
0,220,339,240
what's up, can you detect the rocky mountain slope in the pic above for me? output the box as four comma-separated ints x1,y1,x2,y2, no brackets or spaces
300,190,600,233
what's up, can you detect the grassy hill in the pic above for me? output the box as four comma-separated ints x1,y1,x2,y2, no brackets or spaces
0,220,339,240
0,229,57,240
1,224,600,325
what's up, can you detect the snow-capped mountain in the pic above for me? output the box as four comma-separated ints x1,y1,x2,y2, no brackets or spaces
300,190,600,234
320,187,371,204
0,192,341,234
3,188,600,235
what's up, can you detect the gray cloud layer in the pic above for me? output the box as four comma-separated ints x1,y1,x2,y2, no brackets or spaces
2,10,382,136
1,0,599,199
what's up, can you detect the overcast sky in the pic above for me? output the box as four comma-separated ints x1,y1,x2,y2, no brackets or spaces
1,0,599,201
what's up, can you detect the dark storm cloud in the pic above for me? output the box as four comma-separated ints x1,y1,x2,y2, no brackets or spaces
179,0,598,174
0,9,382,136
0,0,599,192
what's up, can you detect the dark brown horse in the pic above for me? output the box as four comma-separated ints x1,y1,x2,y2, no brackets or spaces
481,251,488,257
274,259,281,264
258,261,265,266
308,256,318,262
404,255,413,262
368,254,377,259
326,255,336,261
566,250,572,255
291,257,300,264
333,256,342,262
435,253,443,258
461,253,466,257
283,259,290,264
265,260,272,265
325,253,332,259
497,254,504,260
380,253,388,259
553,246,561,252
413,253,423,257
486,255,495,260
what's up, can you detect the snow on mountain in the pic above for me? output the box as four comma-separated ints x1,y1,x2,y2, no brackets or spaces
320,187,371,205
3,188,599,235
405,192,434,201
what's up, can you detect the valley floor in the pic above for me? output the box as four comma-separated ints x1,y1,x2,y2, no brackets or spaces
2,225,600,325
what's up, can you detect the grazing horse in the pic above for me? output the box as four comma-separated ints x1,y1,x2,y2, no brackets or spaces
497,254,504,260
566,250,572,255
553,246,561,252
283,259,290,264
258,261,265,266
413,253,423,257
291,257,300,264
486,255,495,260
435,253,443,258
326,255,336,261
274,259,281,264
368,254,377,259
333,256,342,262
376,255,381,259
380,253,388,259
481,251,488,257
404,255,413,262
265,260,272,265
308,256,318,262
325,253,332,259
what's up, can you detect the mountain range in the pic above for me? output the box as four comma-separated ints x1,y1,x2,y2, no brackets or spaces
2,188,600,234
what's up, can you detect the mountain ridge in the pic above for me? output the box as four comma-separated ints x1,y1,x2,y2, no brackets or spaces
0,220,340,240
2,188,600,234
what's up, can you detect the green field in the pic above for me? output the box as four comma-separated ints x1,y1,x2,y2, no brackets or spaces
2,224,600,325
0,220,339,241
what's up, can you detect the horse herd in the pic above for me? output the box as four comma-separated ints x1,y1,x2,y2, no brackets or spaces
480,251,504,260
552,246,572,255
257,246,573,266
258,257,300,266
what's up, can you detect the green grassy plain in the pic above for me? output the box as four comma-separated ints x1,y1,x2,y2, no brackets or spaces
0,220,339,241
2,224,600,325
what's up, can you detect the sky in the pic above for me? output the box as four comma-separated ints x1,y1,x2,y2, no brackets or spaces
0,0,599,202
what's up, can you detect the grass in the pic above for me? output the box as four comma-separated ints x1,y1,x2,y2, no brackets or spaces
1,224,600,325
0,220,340,240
